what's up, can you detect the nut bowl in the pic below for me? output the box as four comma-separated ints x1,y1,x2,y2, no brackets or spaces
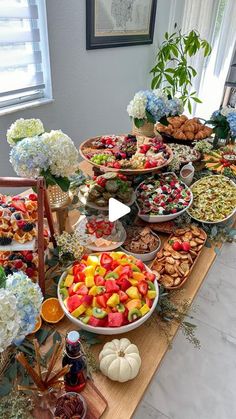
120,232,161,262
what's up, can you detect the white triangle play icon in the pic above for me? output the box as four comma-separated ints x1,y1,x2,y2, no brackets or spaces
109,198,130,222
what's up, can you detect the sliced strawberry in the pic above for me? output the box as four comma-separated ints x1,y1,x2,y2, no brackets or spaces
11,200,27,213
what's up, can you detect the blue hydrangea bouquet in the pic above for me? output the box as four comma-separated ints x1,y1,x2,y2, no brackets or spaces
127,89,184,129
207,106,236,148
7,118,79,191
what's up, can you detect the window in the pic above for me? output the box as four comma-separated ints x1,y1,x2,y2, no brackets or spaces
0,0,52,111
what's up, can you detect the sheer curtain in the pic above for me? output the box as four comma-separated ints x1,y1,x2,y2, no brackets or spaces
179,0,236,118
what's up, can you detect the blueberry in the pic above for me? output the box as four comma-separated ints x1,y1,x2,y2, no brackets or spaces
15,214,22,220
9,207,16,213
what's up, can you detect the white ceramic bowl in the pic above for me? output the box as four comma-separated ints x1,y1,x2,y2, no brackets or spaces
120,232,161,262
187,176,236,224
57,264,159,335
135,173,193,223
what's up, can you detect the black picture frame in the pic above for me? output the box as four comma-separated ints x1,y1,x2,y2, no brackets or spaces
86,0,157,50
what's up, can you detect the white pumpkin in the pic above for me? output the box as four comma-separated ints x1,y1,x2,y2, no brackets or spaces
99,338,141,382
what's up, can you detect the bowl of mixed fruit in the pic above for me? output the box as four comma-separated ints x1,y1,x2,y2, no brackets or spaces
136,173,193,222
78,172,135,210
75,215,126,251
58,252,159,335
79,134,173,174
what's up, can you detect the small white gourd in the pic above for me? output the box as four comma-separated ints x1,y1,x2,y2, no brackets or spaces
99,338,141,382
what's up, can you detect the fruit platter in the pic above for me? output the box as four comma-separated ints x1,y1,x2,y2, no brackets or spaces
121,226,161,262
187,175,236,223
75,215,126,251
135,172,193,222
79,134,173,174
0,193,38,249
155,116,212,144
78,172,135,210
58,252,159,334
151,225,207,289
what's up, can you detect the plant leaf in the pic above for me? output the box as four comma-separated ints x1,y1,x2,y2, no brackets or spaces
79,330,101,345
36,328,50,345
145,110,156,124
54,176,70,192
134,118,145,128
0,377,12,396
53,330,62,344
0,266,6,289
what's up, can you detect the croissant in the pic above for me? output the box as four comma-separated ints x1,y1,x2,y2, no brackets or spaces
165,126,174,135
182,122,196,132
179,115,188,122
195,130,207,140
155,123,165,132
203,126,213,136
185,131,195,140
174,130,187,140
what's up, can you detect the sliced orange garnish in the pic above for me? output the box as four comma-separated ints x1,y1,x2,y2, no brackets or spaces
28,315,42,335
40,298,65,324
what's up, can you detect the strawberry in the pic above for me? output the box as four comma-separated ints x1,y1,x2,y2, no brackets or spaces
26,267,35,278
172,241,183,251
28,193,37,201
25,252,33,262
113,162,121,169
182,242,191,252
11,200,27,213
14,260,23,269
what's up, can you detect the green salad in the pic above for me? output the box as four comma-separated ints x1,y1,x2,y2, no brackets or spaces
188,175,236,222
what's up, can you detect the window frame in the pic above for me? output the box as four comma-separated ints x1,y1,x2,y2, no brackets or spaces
0,0,53,115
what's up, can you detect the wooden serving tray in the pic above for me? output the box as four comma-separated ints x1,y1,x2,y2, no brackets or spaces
81,380,108,419
79,135,173,175
151,226,207,290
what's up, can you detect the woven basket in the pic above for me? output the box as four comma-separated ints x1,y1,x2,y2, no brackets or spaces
47,185,70,209
0,346,15,379
132,120,155,137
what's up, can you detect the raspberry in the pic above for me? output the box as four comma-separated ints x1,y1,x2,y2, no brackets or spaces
25,253,33,261
26,267,35,277
29,193,37,201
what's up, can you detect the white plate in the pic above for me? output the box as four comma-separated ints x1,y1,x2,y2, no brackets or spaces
187,175,236,224
120,232,161,262
75,218,127,251
78,190,136,212
135,172,193,223
57,261,159,335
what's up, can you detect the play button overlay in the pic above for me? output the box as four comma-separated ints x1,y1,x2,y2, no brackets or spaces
109,198,130,222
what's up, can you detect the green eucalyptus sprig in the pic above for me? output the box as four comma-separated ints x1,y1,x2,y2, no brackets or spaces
150,26,212,113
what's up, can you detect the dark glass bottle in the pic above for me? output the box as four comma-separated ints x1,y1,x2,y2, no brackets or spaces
62,330,87,392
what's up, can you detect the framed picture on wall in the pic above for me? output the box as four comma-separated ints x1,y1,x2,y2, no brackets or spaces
86,0,157,50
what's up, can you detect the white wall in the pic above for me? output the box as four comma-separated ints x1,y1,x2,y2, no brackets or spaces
0,0,174,177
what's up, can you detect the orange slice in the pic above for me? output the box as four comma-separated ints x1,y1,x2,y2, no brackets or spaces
40,298,65,324
28,315,42,335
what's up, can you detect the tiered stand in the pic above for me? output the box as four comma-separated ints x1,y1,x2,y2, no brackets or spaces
0,176,56,295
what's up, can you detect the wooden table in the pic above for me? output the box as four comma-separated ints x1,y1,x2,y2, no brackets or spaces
49,161,221,418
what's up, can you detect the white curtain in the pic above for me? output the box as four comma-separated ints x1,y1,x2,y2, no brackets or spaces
176,0,236,118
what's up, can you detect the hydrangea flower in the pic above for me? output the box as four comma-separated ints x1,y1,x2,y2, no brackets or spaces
227,112,236,137
0,289,20,352
7,118,44,147
10,136,50,178
168,98,184,116
145,91,168,121
6,271,43,343
127,91,147,119
42,130,79,177
127,90,183,123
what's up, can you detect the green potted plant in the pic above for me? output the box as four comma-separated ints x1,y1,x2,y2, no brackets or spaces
150,26,212,113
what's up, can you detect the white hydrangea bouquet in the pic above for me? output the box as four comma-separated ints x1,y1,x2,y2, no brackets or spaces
0,267,43,353
7,118,79,191
127,89,183,128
